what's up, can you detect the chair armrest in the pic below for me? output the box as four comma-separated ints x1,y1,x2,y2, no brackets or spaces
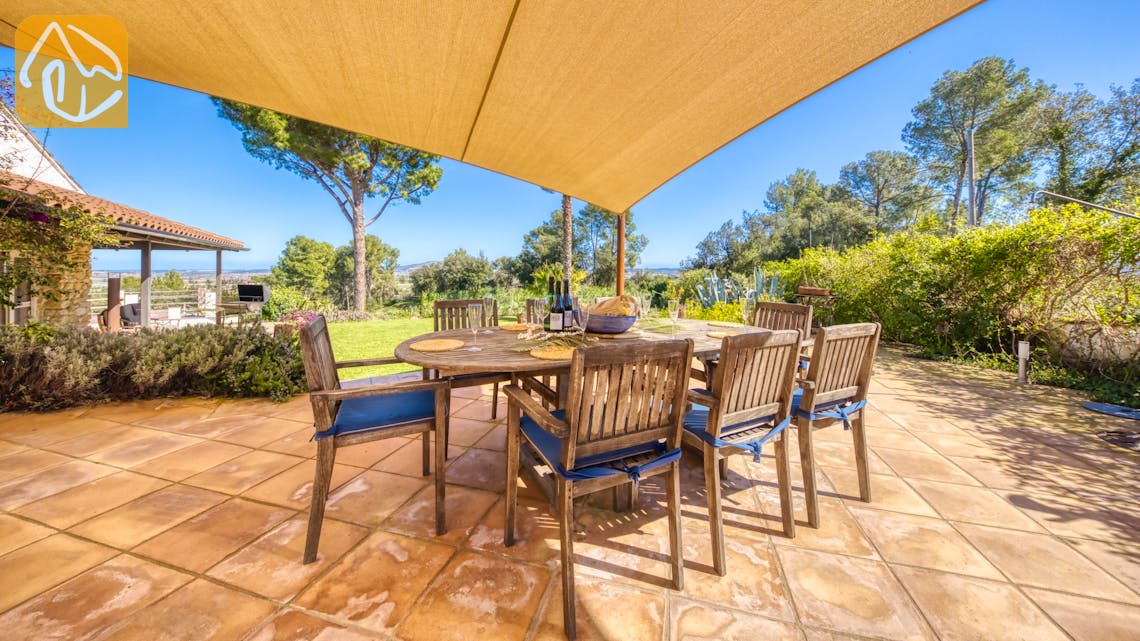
690,366,707,383
335,356,401,369
503,384,568,437
312,378,448,402
520,375,558,406
687,388,719,409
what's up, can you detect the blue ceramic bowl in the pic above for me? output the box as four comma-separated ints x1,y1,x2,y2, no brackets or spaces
586,314,637,334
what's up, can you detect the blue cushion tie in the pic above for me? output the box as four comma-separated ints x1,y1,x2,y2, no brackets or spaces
794,399,867,431
684,410,791,462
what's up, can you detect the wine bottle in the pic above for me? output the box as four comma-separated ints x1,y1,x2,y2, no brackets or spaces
544,276,555,331
562,279,574,330
550,280,564,331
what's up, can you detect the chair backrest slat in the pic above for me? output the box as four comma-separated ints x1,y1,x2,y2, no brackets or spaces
434,299,497,331
801,323,881,412
711,330,801,435
563,339,692,466
752,301,812,337
299,315,341,430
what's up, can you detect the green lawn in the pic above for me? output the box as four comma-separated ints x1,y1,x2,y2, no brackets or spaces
326,317,434,379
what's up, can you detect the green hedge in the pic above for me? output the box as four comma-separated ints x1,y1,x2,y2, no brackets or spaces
0,323,307,412
768,206,1139,406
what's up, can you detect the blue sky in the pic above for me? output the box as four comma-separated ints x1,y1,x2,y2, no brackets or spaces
4,0,1139,272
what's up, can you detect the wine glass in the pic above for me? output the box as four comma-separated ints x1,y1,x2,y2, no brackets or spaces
481,296,496,333
741,295,754,327
466,303,482,351
667,299,680,335
576,300,591,334
639,293,652,319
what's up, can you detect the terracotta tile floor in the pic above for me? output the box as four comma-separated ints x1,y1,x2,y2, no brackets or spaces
1,349,1138,640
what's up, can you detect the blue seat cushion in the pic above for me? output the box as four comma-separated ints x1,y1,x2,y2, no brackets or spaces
791,388,850,412
314,389,436,439
520,409,662,478
683,408,778,444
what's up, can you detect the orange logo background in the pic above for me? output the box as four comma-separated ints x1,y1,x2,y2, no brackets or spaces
15,15,128,128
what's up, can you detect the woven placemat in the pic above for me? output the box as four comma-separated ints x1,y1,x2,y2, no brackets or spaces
409,338,465,352
530,345,575,360
707,321,746,328
500,322,539,332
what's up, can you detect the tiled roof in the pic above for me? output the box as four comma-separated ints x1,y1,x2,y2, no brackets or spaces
0,169,245,251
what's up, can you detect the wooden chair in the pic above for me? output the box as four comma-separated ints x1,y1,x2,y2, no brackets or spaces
794,322,881,528
299,315,449,563
504,339,693,640
430,299,509,420
751,301,812,336
682,329,801,575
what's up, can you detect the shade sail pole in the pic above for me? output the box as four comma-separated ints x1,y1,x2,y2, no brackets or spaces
615,211,626,296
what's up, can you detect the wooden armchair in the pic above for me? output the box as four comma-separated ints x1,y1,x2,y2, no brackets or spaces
299,315,449,563
682,329,801,575
429,299,509,420
751,301,812,336
504,339,693,640
794,322,881,528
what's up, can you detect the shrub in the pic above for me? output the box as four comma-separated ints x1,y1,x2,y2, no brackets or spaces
0,324,306,412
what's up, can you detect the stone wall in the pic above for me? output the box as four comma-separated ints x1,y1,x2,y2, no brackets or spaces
36,245,92,328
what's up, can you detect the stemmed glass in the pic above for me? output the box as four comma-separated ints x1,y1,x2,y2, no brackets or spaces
667,299,680,335
575,300,591,334
481,296,496,334
741,295,755,327
639,293,652,319
466,303,483,351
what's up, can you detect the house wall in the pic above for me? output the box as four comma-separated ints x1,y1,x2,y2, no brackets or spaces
35,245,93,328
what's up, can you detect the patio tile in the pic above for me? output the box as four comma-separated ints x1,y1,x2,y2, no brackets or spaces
245,609,384,641
130,439,251,481
13,470,170,529
869,428,937,453
947,453,1052,491
848,506,1003,579
1025,587,1140,641
0,407,88,432
821,468,939,517
133,498,294,573
446,416,498,447
893,565,1068,641
442,447,507,492
87,431,201,468
0,438,27,458
216,416,312,448
0,555,191,640
99,578,276,641
0,416,124,448
907,478,1044,531
467,497,561,564
184,450,305,494
0,534,117,612
208,516,367,601
913,431,995,458
385,483,498,547
324,469,428,527
175,413,263,439
0,514,54,556
396,549,548,641
332,437,408,468
45,424,158,457
999,489,1140,545
207,396,284,418
771,497,879,559
777,546,932,640
128,403,217,431
800,628,869,641
532,575,667,641
0,447,71,483
0,459,116,510
260,426,317,457
669,597,799,641
804,439,894,476
679,533,795,621
69,484,227,549
373,436,463,477
243,461,361,510
474,422,507,451
1062,536,1140,596
294,530,456,633
873,448,981,485
955,522,1139,603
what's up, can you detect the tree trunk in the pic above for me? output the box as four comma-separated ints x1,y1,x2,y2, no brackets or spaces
561,194,573,281
352,198,368,314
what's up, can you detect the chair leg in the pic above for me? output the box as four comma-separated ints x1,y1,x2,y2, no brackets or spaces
421,432,430,477
704,446,726,576
775,431,796,538
435,414,448,536
666,463,685,590
504,402,520,547
491,382,500,419
303,437,336,564
796,417,821,528
718,455,730,479
851,411,871,503
558,479,577,640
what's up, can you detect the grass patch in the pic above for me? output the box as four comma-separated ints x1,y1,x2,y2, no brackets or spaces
327,317,434,380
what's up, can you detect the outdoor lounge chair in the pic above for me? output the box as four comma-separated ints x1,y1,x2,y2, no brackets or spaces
120,302,142,327
299,314,449,563
794,322,881,528
428,298,509,421
682,329,801,575
503,338,693,640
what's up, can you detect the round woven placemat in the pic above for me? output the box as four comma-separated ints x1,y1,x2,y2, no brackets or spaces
530,345,575,360
409,338,465,352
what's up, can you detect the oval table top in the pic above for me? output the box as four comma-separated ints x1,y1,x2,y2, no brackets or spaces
393,319,790,375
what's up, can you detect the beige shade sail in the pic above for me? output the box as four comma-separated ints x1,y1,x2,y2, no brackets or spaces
1,1,981,212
